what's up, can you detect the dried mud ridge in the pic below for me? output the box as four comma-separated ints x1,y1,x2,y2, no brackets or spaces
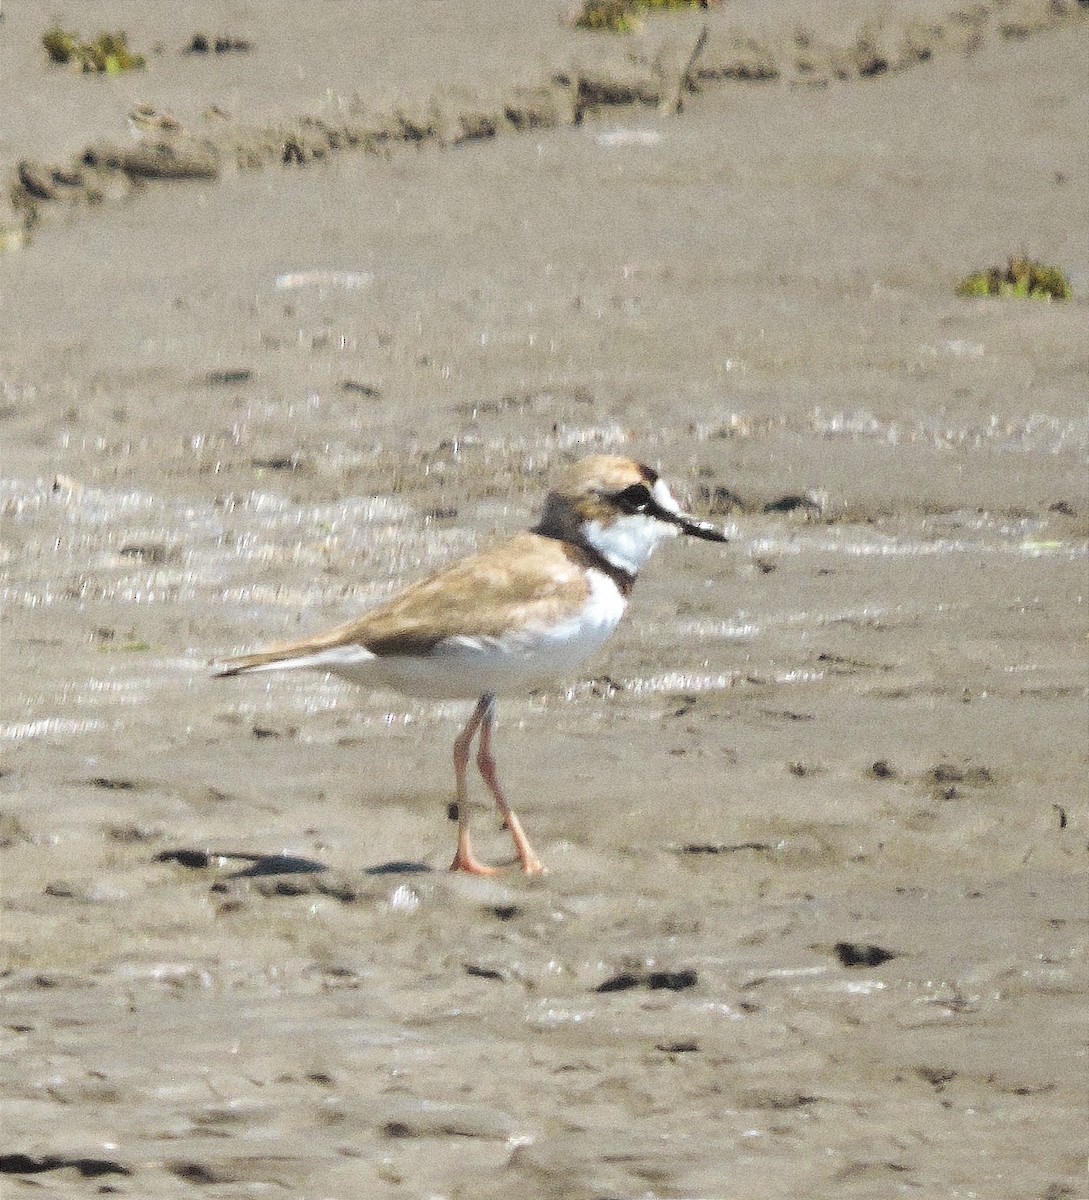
6,0,1087,243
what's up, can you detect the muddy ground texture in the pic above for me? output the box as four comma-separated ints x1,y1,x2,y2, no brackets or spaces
2,2,1088,1198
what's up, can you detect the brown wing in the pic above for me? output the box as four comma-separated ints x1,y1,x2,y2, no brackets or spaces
215,533,592,673
338,533,591,655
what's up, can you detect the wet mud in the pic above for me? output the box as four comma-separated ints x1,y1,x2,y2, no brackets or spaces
1,4,1087,1198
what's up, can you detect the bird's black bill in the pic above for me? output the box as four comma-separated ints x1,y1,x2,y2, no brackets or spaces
675,513,729,542
643,495,728,542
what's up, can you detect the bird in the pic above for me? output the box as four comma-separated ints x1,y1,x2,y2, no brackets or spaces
213,455,728,876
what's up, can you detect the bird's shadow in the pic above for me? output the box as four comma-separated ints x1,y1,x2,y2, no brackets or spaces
155,848,432,877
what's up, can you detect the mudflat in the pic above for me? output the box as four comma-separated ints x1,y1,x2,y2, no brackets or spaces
2,2,1086,1197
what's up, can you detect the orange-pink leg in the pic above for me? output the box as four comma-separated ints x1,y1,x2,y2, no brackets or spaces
448,694,546,876
476,699,546,875
448,697,501,876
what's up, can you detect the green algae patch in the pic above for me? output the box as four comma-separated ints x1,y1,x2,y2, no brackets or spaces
42,27,146,73
956,257,1071,301
638,0,719,9
568,0,717,33
570,1,643,32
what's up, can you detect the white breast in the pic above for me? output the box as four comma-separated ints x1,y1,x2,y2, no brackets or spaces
366,567,629,699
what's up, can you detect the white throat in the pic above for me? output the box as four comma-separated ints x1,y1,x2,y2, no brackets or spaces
581,510,678,577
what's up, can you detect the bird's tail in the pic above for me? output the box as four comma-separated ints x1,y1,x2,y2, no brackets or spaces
212,623,377,678
212,643,321,677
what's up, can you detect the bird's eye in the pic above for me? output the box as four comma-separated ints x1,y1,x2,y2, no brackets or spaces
615,483,653,514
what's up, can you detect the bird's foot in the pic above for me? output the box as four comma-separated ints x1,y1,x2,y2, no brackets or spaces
449,848,547,876
449,847,507,876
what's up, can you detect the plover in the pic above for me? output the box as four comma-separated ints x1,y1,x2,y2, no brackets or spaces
214,455,727,875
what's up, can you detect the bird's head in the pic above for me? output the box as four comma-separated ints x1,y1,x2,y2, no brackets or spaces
535,455,728,576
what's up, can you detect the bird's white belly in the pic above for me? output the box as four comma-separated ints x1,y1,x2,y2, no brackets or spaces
329,569,627,700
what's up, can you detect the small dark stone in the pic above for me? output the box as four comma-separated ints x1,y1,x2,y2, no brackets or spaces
596,971,642,993
0,1155,130,1178
764,493,822,515
657,1040,700,1053
203,368,251,385
647,969,698,991
167,1162,227,1184
157,849,211,869
833,941,899,968
869,760,896,779
214,35,252,53
465,964,504,980
491,905,520,921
